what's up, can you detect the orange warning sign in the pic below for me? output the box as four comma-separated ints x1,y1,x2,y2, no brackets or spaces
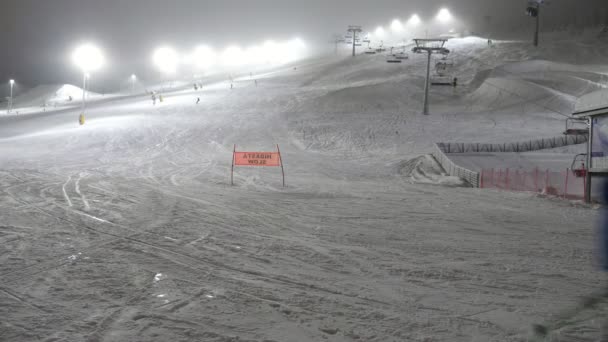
231,145,286,187
234,152,281,167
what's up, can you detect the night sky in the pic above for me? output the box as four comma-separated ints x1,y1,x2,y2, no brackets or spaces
1,0,606,92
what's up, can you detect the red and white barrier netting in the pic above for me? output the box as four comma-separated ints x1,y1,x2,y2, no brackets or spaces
480,168,587,200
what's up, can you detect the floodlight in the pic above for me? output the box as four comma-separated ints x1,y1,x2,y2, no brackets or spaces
193,45,217,69
262,40,281,64
9,79,14,85
374,26,386,37
72,44,104,73
436,8,453,23
244,45,265,65
408,14,422,26
131,74,137,80
221,46,244,67
288,37,306,50
391,19,404,33
153,47,179,74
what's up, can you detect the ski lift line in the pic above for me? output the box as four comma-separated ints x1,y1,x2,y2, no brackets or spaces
447,49,571,118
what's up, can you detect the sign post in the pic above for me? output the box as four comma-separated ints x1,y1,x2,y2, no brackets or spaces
231,145,286,187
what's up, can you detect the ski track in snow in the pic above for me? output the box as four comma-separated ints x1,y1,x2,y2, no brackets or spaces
0,35,607,342
75,172,90,210
61,175,73,207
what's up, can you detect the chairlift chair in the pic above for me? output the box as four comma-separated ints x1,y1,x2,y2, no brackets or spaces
571,154,588,178
386,53,402,63
563,117,588,136
431,75,454,86
395,52,409,60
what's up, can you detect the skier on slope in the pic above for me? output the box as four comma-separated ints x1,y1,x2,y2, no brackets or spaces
151,92,157,106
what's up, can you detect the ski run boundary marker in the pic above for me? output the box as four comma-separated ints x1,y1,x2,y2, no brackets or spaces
231,145,285,187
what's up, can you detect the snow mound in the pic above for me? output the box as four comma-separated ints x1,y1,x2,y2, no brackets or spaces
575,88,608,114
14,84,100,108
399,155,470,187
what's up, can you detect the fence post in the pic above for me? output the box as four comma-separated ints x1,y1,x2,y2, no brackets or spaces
564,168,569,200
498,169,503,188
545,169,550,193
534,167,539,192
480,170,484,188
491,168,495,187
583,172,588,202
506,168,510,190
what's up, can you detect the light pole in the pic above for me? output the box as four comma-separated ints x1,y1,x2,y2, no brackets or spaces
526,0,545,47
72,44,104,125
131,74,137,94
153,47,179,95
82,73,88,114
8,79,14,114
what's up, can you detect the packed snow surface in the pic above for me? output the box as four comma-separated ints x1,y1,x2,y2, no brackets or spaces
1,36,607,341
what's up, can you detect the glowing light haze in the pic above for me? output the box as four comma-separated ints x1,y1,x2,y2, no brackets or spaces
408,14,422,26
390,19,404,33
192,46,217,69
72,44,104,73
436,8,453,23
153,47,179,74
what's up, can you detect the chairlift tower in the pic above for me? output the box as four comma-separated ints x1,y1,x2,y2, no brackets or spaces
331,34,346,55
412,39,450,115
347,26,363,57
526,0,547,47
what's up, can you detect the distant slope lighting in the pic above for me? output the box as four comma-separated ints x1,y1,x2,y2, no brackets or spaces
221,46,244,67
72,44,104,73
391,19,404,33
436,8,453,23
153,47,179,74
193,46,217,69
374,26,386,37
408,14,422,26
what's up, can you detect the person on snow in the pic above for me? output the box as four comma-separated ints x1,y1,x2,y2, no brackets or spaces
196,97,201,104
601,181,608,276
599,181,608,341
194,84,199,91
151,92,157,106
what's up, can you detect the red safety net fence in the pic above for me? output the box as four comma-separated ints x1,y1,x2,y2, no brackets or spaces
480,168,587,200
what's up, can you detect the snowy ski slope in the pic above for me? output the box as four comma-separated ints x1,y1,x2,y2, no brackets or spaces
0,35,607,341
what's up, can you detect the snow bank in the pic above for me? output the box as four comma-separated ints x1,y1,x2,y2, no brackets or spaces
575,88,608,114
399,155,469,187
13,84,101,108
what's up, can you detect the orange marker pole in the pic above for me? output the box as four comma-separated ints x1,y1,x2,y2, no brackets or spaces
277,144,285,187
231,145,236,186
